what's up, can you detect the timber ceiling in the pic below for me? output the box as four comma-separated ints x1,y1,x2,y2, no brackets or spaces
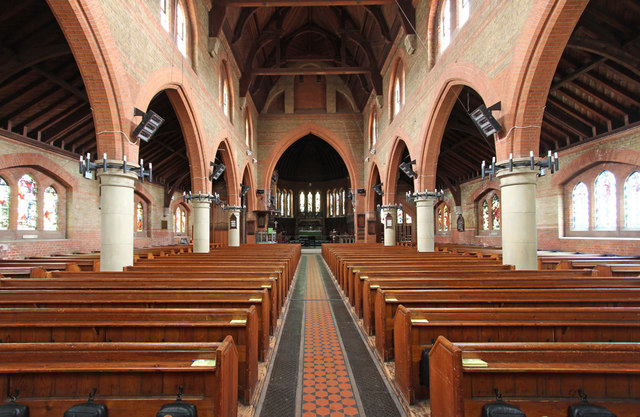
210,0,415,111
275,134,348,182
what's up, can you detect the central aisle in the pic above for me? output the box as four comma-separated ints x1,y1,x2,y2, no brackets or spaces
256,254,405,417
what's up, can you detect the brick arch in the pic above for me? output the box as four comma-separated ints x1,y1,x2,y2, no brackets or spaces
470,180,500,203
240,164,256,212
366,162,382,215
261,122,361,193
384,137,417,205
0,153,78,191
417,63,501,191
505,0,589,157
46,0,133,160
552,149,640,188
135,67,209,194
211,134,240,206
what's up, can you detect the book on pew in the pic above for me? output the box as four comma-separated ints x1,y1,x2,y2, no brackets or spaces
462,358,488,368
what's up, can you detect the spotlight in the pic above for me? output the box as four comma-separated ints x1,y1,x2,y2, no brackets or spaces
210,161,226,180
399,159,417,178
469,102,502,137
372,183,383,196
133,108,164,142
357,189,366,195
241,184,250,197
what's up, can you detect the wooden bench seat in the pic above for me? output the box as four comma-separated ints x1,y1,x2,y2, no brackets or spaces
394,306,640,404
0,276,280,320
374,287,640,360
0,339,237,417
0,307,258,403
354,269,595,319
0,288,271,361
429,337,640,417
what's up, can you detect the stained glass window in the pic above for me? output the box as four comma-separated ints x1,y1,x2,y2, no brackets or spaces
43,186,58,231
481,200,489,231
335,191,340,216
624,172,640,229
175,206,186,233
438,208,443,231
491,194,500,230
458,0,470,25
222,80,230,118
245,117,251,147
160,0,170,31
315,192,321,214
135,202,144,232
342,189,346,215
371,110,378,146
307,192,313,213
299,191,305,213
443,205,450,231
0,177,9,230
329,193,334,216
393,76,402,117
440,0,451,52
406,213,412,224
397,207,403,224
280,192,285,216
176,1,187,56
17,174,37,230
286,191,291,217
571,182,589,231
594,170,616,230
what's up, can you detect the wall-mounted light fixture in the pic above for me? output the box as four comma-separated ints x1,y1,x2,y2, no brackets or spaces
210,161,226,181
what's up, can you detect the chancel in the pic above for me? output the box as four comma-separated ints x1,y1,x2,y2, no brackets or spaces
0,1,639,416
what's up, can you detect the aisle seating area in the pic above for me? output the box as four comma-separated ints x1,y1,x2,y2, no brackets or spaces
322,243,640,416
0,243,300,416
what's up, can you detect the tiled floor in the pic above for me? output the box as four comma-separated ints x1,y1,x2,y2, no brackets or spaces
256,254,404,417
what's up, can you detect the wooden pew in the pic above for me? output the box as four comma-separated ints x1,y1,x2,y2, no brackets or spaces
0,307,258,404
44,272,282,323
429,337,640,417
374,287,640,360
0,276,280,325
0,339,237,417
0,288,271,361
594,263,640,277
394,306,640,404
355,269,595,320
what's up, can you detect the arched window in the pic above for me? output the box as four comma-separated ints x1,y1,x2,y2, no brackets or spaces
299,191,305,213
491,194,500,230
481,199,489,231
175,206,186,233
438,207,443,231
439,0,452,52
443,205,449,231
17,174,37,230
335,191,340,216
43,186,58,231
280,192,285,216
458,0,470,25
245,115,252,148
175,1,187,57
315,192,321,214
0,177,9,230
370,108,378,148
160,0,170,31
329,192,334,216
397,206,403,224
136,202,144,232
391,61,404,120
405,213,412,224
222,79,230,119
286,191,291,217
594,170,617,230
342,189,346,215
624,172,640,229
307,192,313,213
571,182,589,231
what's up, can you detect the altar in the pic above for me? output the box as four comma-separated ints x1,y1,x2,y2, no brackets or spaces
295,214,324,240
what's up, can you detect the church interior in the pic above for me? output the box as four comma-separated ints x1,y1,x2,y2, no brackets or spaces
0,0,639,416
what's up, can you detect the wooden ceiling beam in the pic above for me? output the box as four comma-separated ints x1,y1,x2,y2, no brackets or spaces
231,7,257,42
569,80,627,116
554,89,613,125
546,96,597,134
583,72,640,108
364,5,391,42
252,66,372,75
566,36,640,77
543,110,590,138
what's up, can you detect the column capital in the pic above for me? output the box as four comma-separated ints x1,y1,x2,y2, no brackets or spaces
97,168,138,188
414,195,437,205
496,166,538,187
189,198,213,207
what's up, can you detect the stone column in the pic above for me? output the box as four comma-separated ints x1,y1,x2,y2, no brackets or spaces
382,206,397,246
416,196,436,252
98,168,137,271
191,198,211,253
497,166,538,270
228,207,242,247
